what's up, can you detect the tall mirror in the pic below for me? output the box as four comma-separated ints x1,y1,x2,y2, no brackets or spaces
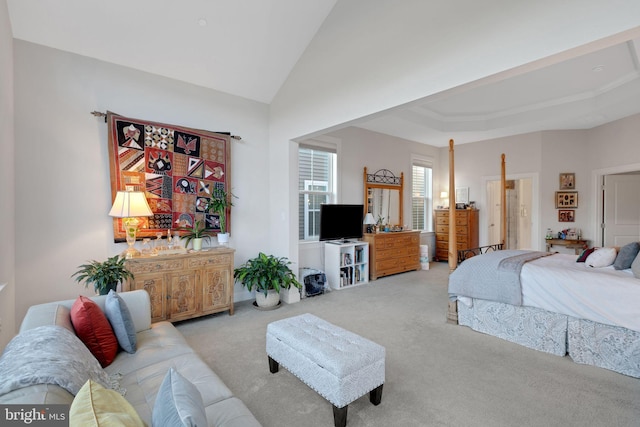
364,167,403,227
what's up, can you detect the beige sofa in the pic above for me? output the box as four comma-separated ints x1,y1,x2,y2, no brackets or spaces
0,290,262,427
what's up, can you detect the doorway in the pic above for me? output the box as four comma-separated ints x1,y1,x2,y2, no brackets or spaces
487,178,533,249
602,172,640,246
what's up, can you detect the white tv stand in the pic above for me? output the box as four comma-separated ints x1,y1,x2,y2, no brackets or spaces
324,240,369,290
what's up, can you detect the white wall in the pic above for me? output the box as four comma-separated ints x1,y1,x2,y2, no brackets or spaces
434,116,640,252
438,133,543,248
0,0,16,350
298,126,439,269
299,115,640,270
7,1,640,339
540,131,591,248
586,114,640,245
587,115,640,169
12,41,271,324
269,0,640,271
328,127,440,205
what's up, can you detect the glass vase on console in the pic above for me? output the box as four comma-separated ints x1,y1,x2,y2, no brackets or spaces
122,218,141,259
154,232,164,253
140,238,153,256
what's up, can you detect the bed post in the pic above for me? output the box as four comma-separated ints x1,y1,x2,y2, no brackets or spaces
448,139,457,273
501,154,506,248
447,139,459,324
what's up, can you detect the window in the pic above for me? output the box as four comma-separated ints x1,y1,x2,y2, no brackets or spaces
412,159,433,231
298,145,337,240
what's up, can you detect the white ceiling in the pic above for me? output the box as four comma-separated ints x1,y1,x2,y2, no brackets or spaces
355,37,640,146
6,0,337,104
7,1,640,147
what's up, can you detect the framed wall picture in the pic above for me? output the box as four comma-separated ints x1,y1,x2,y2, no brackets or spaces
556,191,578,208
558,209,575,222
559,173,575,190
455,187,469,204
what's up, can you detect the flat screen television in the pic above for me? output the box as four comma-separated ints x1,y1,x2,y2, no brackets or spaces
319,204,364,242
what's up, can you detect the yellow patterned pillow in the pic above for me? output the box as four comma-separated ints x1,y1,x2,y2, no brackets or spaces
70,380,144,427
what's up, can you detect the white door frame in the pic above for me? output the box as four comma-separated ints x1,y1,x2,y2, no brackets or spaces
592,162,640,246
481,172,540,250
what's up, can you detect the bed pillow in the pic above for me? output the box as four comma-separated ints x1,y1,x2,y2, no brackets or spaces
576,247,595,262
613,242,640,270
631,252,640,279
152,368,207,427
70,379,145,427
70,296,119,368
105,290,137,353
585,247,618,268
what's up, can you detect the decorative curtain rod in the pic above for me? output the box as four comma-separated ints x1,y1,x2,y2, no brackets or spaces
89,111,242,140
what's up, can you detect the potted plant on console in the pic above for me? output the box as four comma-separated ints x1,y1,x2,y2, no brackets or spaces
206,187,236,245
233,252,302,308
72,254,134,295
178,219,212,251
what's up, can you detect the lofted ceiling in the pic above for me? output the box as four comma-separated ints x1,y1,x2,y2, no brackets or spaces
7,1,640,147
6,0,337,104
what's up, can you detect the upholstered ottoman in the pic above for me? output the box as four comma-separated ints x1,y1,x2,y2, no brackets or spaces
266,313,385,427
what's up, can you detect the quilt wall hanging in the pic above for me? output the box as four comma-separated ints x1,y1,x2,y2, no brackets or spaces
107,112,231,242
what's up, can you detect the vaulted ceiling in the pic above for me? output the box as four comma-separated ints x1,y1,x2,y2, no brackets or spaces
7,1,640,147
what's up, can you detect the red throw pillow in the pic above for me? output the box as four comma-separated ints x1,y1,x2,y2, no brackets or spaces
70,296,119,367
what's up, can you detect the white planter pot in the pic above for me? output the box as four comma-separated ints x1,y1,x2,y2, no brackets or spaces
217,233,230,245
192,237,203,251
255,289,280,308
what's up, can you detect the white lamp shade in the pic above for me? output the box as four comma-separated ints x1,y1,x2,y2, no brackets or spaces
109,191,153,218
440,191,448,199
363,213,376,225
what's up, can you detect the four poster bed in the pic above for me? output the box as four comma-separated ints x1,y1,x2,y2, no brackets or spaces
445,140,640,378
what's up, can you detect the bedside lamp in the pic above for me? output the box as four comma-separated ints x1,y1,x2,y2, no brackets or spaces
440,191,449,208
109,190,153,259
363,213,376,233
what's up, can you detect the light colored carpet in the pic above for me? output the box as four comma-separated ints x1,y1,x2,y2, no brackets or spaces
176,262,640,427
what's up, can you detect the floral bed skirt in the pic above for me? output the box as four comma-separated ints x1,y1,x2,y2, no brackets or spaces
457,299,640,378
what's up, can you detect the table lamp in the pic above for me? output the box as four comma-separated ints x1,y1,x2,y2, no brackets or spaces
363,213,376,233
109,190,153,259
440,191,449,208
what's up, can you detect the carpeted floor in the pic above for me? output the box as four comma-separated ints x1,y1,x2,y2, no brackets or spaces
176,262,640,427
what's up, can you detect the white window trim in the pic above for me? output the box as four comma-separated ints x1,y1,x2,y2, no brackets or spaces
297,138,339,242
411,154,434,232
302,180,330,240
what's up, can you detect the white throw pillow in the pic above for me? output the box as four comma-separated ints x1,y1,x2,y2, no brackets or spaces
585,247,617,268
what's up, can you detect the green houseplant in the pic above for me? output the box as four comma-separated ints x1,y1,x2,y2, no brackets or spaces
233,252,301,308
206,187,236,243
178,219,212,251
72,255,134,295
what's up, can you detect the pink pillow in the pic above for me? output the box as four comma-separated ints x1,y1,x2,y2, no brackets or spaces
70,296,119,367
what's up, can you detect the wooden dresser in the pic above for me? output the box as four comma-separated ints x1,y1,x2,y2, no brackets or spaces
363,230,421,280
435,209,479,261
124,248,235,323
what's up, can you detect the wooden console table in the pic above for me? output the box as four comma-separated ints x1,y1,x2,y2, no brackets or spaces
545,239,588,255
124,248,235,323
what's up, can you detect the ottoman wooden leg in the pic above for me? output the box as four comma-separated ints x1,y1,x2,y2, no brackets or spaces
268,356,279,373
369,384,383,405
332,404,348,427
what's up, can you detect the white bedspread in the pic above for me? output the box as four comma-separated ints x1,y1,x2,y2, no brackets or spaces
521,254,640,332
